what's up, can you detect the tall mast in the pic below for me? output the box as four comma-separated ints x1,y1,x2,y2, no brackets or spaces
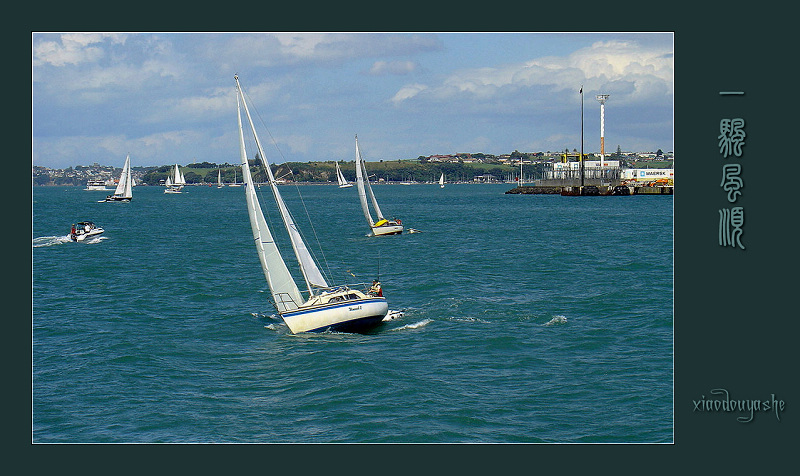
580,84,584,188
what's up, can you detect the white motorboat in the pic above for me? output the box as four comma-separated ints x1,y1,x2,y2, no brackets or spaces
70,221,104,241
354,135,404,236
84,179,109,191
235,75,389,334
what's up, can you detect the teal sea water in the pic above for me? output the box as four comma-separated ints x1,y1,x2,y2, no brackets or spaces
32,183,673,443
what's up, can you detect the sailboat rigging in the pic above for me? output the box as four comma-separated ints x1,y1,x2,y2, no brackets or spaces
235,75,389,334
354,135,404,236
102,154,133,202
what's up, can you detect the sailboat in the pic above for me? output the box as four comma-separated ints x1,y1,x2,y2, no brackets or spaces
217,168,224,188
354,135,404,236
335,162,352,188
439,172,445,188
234,75,389,334
102,154,133,202
229,167,242,187
164,163,185,193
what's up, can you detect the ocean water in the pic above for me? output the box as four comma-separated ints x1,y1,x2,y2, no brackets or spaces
32,183,673,443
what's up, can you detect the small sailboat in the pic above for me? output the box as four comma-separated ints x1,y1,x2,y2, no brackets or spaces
336,162,353,188
70,221,104,241
439,172,445,188
229,167,242,187
235,75,388,334
354,135,404,236
102,155,133,202
217,168,224,188
164,163,185,193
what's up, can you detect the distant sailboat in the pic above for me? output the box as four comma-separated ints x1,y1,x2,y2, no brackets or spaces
229,167,242,187
235,75,389,334
355,135,403,236
336,162,353,188
164,163,185,193
102,154,133,202
217,168,224,188
439,172,445,188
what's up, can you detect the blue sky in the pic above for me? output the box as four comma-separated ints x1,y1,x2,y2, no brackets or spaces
32,32,673,169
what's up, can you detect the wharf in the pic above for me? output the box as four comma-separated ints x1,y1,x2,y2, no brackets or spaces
505,185,673,196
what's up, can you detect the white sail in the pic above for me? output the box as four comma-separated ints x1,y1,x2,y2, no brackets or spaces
172,164,186,185
113,155,132,199
236,76,329,295
363,159,385,221
439,172,445,188
218,168,223,187
236,85,304,312
165,176,172,187
356,138,385,220
354,135,375,227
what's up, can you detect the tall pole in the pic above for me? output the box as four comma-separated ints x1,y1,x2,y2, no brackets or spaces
596,94,609,166
580,85,584,188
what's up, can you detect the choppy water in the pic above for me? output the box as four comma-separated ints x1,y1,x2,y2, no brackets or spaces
32,183,673,443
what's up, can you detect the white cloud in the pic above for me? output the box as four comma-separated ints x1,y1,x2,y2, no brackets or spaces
391,39,673,107
210,33,441,68
391,84,428,104
33,33,127,67
367,60,417,76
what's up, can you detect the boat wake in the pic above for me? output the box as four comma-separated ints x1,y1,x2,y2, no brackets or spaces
82,236,108,244
392,318,432,331
544,315,567,326
449,316,491,324
32,235,73,247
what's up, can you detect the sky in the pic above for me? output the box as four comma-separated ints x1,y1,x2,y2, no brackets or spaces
32,32,673,169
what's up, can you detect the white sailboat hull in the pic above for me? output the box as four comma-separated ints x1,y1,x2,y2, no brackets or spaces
281,297,389,333
371,224,404,236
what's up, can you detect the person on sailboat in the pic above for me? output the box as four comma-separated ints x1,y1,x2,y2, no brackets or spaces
369,280,383,297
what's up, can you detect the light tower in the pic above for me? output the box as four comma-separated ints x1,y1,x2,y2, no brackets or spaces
596,94,610,165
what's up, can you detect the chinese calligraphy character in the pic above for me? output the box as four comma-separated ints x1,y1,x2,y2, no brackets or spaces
720,163,743,202
719,207,745,249
718,118,746,158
